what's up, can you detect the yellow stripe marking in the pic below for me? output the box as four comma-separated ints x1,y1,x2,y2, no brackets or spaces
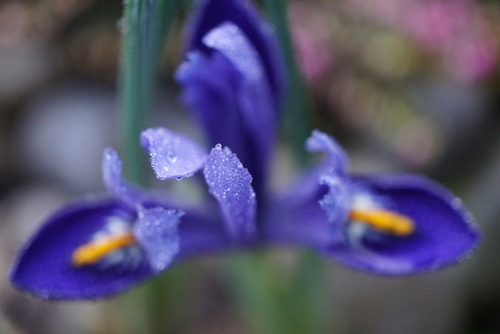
71,233,136,267
349,209,415,236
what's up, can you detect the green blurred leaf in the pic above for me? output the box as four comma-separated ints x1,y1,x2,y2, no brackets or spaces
263,0,313,167
118,1,182,332
119,0,180,185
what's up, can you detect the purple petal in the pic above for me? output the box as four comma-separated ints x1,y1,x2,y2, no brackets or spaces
141,128,207,180
10,196,233,300
261,160,338,247
325,175,480,275
203,22,266,86
184,0,286,109
261,185,333,247
133,208,183,272
205,23,276,192
175,206,233,260
102,148,132,201
176,52,247,176
203,22,276,140
261,131,350,246
203,144,257,243
306,130,348,174
177,23,276,195
102,148,122,193
318,174,351,242
179,0,287,196
136,201,234,260
10,198,154,300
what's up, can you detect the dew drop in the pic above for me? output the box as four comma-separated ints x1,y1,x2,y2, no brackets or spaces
166,150,178,163
451,198,462,209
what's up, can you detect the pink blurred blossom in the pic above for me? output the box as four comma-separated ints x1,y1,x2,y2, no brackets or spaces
346,0,498,81
444,35,498,82
406,0,469,49
288,2,334,84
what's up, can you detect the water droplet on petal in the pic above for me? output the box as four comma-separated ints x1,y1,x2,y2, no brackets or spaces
166,150,178,163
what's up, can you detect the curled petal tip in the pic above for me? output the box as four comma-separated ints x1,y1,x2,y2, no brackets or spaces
185,0,286,105
306,131,349,174
141,128,207,180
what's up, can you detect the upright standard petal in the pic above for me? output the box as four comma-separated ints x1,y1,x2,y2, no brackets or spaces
213,22,277,190
184,0,286,106
141,128,207,180
203,144,257,244
176,39,272,194
176,51,250,179
177,0,286,196
203,23,276,166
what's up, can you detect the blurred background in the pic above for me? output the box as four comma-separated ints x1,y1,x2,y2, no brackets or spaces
0,0,499,333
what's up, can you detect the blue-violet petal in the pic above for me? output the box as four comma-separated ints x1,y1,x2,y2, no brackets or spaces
177,22,276,195
176,51,248,175
184,0,286,108
133,207,183,272
141,127,207,180
306,130,348,174
203,144,257,243
319,174,351,242
102,148,140,205
325,174,481,275
10,198,153,300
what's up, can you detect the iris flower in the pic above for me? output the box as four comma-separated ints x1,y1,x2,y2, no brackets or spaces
10,0,479,300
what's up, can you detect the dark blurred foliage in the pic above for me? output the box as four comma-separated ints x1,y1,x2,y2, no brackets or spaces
1,0,500,333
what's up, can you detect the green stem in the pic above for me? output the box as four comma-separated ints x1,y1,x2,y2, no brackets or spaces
286,251,332,334
227,2,319,333
225,253,289,334
263,0,312,166
118,0,181,332
227,251,331,334
119,0,180,184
